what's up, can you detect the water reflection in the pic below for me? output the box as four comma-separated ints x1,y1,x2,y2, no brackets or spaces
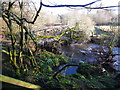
61,43,120,75
112,47,120,54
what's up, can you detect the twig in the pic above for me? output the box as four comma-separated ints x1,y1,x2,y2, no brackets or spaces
41,0,101,8
21,1,42,24
41,0,120,9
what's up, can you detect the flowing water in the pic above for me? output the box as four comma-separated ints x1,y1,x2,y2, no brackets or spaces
61,43,120,75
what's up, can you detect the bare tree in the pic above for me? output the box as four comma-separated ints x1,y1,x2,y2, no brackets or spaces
59,11,95,39
91,9,116,25
1,0,120,76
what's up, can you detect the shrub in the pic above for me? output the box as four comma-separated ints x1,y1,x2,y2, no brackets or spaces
61,12,95,40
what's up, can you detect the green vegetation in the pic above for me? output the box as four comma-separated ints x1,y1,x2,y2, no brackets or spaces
91,26,119,47
1,0,119,89
22,62,116,89
2,46,118,89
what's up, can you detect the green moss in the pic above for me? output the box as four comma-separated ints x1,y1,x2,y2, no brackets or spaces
38,51,68,66
76,63,102,77
74,63,117,88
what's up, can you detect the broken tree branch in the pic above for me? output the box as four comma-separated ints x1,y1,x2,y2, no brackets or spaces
53,64,78,81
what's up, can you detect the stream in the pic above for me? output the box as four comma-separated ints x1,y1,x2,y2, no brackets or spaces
36,36,120,75
61,43,120,75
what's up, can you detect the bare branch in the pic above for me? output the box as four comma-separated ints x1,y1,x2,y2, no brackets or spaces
41,0,120,9
85,5,120,9
21,1,42,24
41,0,101,8
53,64,78,81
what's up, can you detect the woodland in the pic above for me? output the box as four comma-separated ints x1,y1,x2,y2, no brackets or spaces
0,0,120,89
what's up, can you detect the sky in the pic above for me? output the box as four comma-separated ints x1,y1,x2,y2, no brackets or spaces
32,0,119,15
2,0,119,14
